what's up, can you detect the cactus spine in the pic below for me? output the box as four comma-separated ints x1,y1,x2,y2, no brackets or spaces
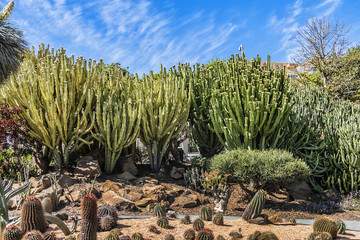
242,190,266,220
193,218,204,231
20,196,47,233
200,206,212,221
139,65,191,170
184,228,196,240
2,224,22,240
79,194,97,240
153,205,166,218
209,54,291,150
313,217,338,239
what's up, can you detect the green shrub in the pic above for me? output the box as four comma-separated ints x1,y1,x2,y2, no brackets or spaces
210,149,310,189
0,149,36,179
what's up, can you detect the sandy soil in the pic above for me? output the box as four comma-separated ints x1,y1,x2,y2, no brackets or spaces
51,217,360,240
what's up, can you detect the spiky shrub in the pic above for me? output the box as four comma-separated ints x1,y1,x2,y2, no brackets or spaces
184,228,196,240
79,194,97,240
97,204,118,219
110,228,122,237
268,215,282,224
258,231,279,240
180,62,224,158
153,205,166,218
164,234,175,240
181,215,191,224
335,219,346,234
131,232,143,240
215,236,225,240
99,215,116,231
20,196,47,233
209,54,291,150
0,1,27,85
212,213,223,225
200,206,212,221
21,230,43,240
119,236,131,240
242,190,266,220
229,231,242,239
139,65,191,171
157,217,169,229
313,217,338,239
193,218,204,231
148,225,160,234
248,231,261,240
2,224,22,240
43,231,57,240
196,228,214,240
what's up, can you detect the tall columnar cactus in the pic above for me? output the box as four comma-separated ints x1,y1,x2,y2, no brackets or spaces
20,196,47,233
180,62,224,158
242,190,266,220
209,54,291,150
91,67,141,174
2,224,22,240
313,217,338,239
79,194,97,240
0,44,98,168
139,65,191,171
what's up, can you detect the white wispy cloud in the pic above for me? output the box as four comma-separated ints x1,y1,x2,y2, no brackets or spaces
316,0,342,16
1,0,242,74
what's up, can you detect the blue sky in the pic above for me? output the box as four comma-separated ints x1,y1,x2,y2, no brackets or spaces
3,0,360,74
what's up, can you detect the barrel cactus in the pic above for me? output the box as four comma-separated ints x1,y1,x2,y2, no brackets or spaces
99,215,117,231
2,224,22,240
157,217,169,229
196,228,214,240
181,215,191,224
21,230,44,240
248,231,261,240
148,225,160,234
216,236,225,240
200,206,212,221
79,194,97,240
43,231,57,240
183,228,196,240
153,205,166,218
229,231,242,239
335,218,346,234
97,204,118,219
131,232,143,240
258,231,279,240
212,213,224,225
164,234,175,240
313,217,338,239
242,190,266,220
20,196,47,233
193,218,204,231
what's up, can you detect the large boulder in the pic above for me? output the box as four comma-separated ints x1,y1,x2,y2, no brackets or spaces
75,156,102,178
171,195,200,208
285,181,312,200
170,166,183,180
86,149,105,170
102,191,137,211
119,155,138,176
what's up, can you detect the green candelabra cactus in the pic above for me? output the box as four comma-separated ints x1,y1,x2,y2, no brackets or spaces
91,66,141,174
139,65,191,171
0,44,97,168
209,53,291,150
180,62,224,158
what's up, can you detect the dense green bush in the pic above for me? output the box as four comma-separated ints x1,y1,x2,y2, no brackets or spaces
0,149,36,179
210,149,310,189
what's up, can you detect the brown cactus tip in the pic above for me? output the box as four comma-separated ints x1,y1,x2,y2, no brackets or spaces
83,193,97,200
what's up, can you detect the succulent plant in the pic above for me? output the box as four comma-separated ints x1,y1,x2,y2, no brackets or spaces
131,232,143,240
20,196,47,233
248,231,261,240
164,234,175,240
103,232,118,240
193,218,205,231
119,236,131,240
153,205,166,218
43,231,57,240
196,228,214,240
183,228,196,240
99,215,117,231
148,225,160,234
110,228,122,237
229,231,242,239
157,217,169,229
308,232,332,240
212,213,224,226
242,190,266,221
335,218,346,234
2,224,22,240
258,231,279,240
79,193,97,240
181,215,191,224
97,204,118,220
21,230,44,240
200,206,212,221
216,236,225,240
313,217,338,239
268,215,283,224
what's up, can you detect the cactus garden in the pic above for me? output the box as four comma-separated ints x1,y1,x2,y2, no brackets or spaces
1,1,360,240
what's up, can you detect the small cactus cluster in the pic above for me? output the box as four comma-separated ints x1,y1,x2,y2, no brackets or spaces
242,190,266,221
212,213,224,226
153,205,166,217
313,217,338,239
193,218,205,231
181,215,191,224
200,207,212,221
157,217,169,229
131,232,144,240
248,231,278,240
97,204,118,231
196,228,214,240
184,228,196,240
164,234,175,240
149,225,160,234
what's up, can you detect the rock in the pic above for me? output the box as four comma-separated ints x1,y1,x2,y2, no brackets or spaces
29,177,40,188
40,176,51,189
57,175,74,188
34,187,44,193
170,166,183,180
171,195,199,208
102,191,137,211
86,149,105,171
55,213,68,221
126,191,143,202
69,190,82,202
247,214,269,225
75,156,102,178
285,181,312,200
116,172,136,181
135,198,155,207
165,187,184,197
7,199,16,209
135,177,158,185
142,184,166,196
119,155,138,176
